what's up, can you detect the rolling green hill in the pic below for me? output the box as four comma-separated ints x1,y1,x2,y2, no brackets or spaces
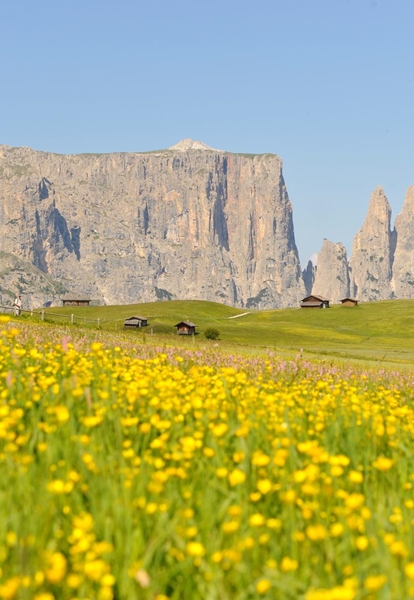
36,299,414,366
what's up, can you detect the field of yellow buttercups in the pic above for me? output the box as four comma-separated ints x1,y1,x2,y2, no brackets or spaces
1,315,414,599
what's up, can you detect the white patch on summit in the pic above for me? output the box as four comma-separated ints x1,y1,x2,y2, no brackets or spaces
169,138,219,151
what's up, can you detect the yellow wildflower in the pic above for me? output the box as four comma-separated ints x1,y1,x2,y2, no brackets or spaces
373,457,394,471
364,574,387,591
306,524,327,541
0,577,20,600
355,536,369,551
256,579,271,594
348,470,363,483
405,562,414,580
44,552,67,584
186,542,205,557
257,479,273,494
280,557,298,572
249,513,265,527
228,468,246,486
211,423,228,437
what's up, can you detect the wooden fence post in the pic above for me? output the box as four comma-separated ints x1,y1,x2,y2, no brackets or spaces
71,314,74,324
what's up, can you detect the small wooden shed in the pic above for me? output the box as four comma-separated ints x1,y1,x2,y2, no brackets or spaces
61,297,91,307
300,295,330,309
341,298,359,307
124,316,148,328
175,321,197,335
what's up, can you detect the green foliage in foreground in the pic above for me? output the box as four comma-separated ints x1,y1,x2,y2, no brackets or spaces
204,327,220,340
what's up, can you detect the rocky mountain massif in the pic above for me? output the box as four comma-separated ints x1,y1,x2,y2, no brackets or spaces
0,140,305,309
1,139,413,309
307,185,414,303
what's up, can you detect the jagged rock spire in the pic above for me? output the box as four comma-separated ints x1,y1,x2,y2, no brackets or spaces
391,186,414,297
349,186,394,301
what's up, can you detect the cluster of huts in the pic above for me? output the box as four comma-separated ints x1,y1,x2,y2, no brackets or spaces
61,297,198,334
61,295,358,336
62,295,359,312
300,295,358,308
124,316,197,335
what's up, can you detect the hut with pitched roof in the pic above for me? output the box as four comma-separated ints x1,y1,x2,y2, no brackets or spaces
175,321,197,335
124,316,148,328
300,295,330,309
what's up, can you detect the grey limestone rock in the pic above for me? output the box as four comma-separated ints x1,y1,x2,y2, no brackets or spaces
311,239,350,303
0,140,305,308
348,186,394,301
0,250,67,310
391,186,414,297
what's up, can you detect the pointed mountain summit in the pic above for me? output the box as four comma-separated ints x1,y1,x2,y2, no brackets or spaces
311,239,350,303
349,186,394,301
169,138,220,151
366,185,392,220
391,186,414,297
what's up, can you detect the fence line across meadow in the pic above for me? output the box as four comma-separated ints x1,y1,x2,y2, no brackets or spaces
0,305,213,336
0,304,130,330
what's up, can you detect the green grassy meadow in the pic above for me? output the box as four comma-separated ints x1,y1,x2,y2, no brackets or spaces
2,302,414,598
39,299,414,367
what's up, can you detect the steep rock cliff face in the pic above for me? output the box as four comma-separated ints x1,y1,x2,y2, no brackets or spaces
392,186,414,297
0,140,305,308
311,239,350,303
348,186,394,301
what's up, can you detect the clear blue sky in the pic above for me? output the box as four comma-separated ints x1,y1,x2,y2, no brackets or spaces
1,0,413,266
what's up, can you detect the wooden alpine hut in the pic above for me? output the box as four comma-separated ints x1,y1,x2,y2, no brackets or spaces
61,296,91,307
341,298,359,307
175,321,197,335
300,295,330,309
124,316,148,328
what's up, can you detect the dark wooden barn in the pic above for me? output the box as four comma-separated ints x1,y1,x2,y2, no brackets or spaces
175,321,197,335
61,297,91,307
300,295,330,309
124,316,148,328
341,298,359,307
